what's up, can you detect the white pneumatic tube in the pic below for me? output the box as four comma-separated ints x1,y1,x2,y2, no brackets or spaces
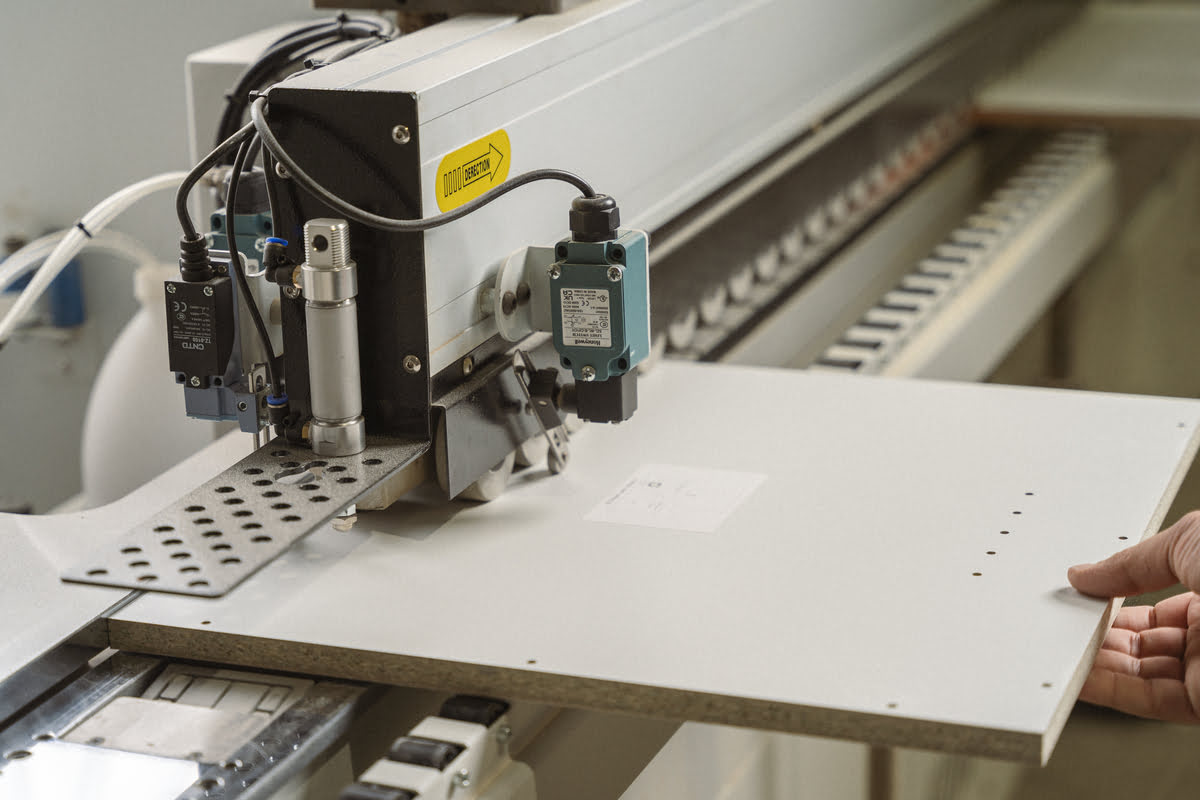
0,171,187,344
0,230,158,293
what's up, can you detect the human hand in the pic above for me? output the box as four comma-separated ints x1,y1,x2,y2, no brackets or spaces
1068,511,1200,722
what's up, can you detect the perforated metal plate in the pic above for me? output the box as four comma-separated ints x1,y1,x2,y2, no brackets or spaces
63,437,428,597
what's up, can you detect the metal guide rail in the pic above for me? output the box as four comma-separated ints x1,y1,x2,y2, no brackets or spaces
812,129,1106,375
0,653,371,800
63,437,428,597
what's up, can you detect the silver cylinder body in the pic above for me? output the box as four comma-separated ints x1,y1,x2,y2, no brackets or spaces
302,219,366,457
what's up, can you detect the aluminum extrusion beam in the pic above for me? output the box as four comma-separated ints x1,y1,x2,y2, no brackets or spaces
268,0,993,374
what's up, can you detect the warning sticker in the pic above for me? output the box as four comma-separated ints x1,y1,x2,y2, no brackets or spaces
560,287,612,348
435,129,511,212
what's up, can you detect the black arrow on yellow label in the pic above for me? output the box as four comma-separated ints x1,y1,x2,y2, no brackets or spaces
461,143,505,189
436,129,512,212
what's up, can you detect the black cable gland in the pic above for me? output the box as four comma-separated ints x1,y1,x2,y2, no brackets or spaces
178,233,213,282
569,194,620,242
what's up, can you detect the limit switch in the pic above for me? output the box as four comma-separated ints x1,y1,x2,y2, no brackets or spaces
550,195,650,422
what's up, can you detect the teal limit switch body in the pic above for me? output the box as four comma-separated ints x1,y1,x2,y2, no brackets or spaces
549,195,650,423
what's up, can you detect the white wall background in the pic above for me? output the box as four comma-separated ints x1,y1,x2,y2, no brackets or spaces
0,1,330,511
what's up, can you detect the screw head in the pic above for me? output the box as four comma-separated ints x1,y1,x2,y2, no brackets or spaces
274,161,290,179
237,400,248,412
189,376,201,387
548,265,562,280
495,725,513,744
391,125,412,145
462,356,475,376
166,284,177,294
501,291,517,316
580,365,596,382
403,355,422,374
203,285,214,296
283,286,301,300
607,266,623,282
452,769,471,789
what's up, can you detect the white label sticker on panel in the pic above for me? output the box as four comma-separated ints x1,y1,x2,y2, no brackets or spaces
560,287,612,348
586,464,766,533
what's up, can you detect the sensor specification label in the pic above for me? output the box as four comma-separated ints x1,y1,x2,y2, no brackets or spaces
586,464,767,533
435,129,511,212
560,287,612,348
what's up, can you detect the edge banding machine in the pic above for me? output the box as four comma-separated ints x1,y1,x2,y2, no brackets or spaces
1,1,1194,798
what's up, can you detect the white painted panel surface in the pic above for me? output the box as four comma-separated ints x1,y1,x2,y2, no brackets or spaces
0,431,252,686
111,361,1200,763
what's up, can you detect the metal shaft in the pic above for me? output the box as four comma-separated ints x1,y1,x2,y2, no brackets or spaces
302,219,366,456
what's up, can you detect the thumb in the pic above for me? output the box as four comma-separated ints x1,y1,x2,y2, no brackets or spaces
1069,511,1200,598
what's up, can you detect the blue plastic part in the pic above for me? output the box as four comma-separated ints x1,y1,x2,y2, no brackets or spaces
2,257,85,328
47,260,85,327
267,393,288,407
265,237,288,246
209,209,274,274
549,229,650,383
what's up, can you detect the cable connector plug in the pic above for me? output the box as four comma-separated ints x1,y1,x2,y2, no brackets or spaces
178,233,213,282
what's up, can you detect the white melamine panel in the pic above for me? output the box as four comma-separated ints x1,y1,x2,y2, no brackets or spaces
111,361,1200,763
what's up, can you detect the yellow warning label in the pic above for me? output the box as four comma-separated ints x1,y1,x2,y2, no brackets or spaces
435,129,511,212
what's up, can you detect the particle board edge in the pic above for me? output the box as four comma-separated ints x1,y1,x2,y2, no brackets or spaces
107,619,1044,763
